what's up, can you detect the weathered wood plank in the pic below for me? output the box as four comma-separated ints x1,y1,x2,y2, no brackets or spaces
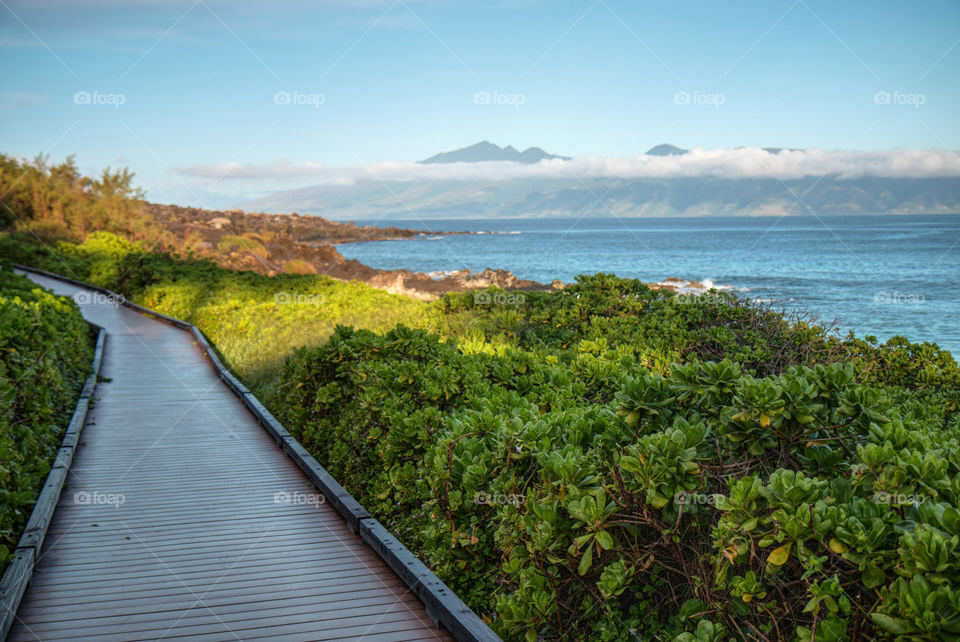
0,549,34,638
19,577,408,617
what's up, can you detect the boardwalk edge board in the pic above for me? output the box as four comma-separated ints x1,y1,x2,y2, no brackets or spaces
0,323,106,640
359,517,499,642
12,264,501,642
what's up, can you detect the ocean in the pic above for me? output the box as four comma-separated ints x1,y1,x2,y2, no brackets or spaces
339,214,959,357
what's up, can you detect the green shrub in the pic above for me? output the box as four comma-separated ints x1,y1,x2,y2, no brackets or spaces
0,266,92,570
266,325,959,641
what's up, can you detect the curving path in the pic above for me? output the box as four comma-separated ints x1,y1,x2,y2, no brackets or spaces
9,271,453,641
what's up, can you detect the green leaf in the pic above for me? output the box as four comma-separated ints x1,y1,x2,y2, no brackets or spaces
862,564,885,589
595,530,614,550
578,544,593,575
870,613,911,635
828,538,848,554
767,542,791,566
649,492,669,509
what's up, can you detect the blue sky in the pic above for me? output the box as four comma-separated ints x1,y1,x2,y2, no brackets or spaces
1,0,958,207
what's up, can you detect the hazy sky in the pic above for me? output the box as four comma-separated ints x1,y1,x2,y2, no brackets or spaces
2,0,958,207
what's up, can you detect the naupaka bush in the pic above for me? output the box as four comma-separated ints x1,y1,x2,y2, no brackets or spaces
268,323,959,641
0,266,93,572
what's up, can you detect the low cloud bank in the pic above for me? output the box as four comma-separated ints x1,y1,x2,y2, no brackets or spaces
176,147,960,186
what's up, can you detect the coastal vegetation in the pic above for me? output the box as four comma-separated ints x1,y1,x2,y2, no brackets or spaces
1,156,958,640
0,268,93,569
267,283,959,641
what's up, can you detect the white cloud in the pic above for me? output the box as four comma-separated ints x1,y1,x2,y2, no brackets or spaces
175,147,960,186
178,159,330,180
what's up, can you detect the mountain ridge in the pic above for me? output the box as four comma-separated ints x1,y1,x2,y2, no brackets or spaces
645,144,688,156
241,175,960,220
418,141,570,164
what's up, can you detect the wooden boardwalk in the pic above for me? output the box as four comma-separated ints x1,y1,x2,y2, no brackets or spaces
9,272,454,641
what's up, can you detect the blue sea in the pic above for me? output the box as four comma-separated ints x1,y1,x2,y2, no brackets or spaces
339,215,960,357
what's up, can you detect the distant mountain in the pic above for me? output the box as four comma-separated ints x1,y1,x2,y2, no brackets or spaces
419,141,570,164
645,144,688,156
240,142,959,219
242,175,960,220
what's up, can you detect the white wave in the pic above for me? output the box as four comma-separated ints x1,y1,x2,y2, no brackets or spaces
700,278,736,291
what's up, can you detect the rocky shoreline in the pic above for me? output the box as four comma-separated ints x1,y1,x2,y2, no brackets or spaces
146,202,704,301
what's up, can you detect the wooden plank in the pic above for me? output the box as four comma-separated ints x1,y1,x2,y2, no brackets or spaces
36,533,373,567
35,523,345,555
16,465,69,553
17,591,416,634
28,544,392,580
18,576,408,616
41,515,355,542
127,610,432,641
20,566,408,605
0,549,34,637
8,610,435,641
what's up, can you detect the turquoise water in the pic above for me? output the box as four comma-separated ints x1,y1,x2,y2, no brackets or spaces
339,215,960,356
